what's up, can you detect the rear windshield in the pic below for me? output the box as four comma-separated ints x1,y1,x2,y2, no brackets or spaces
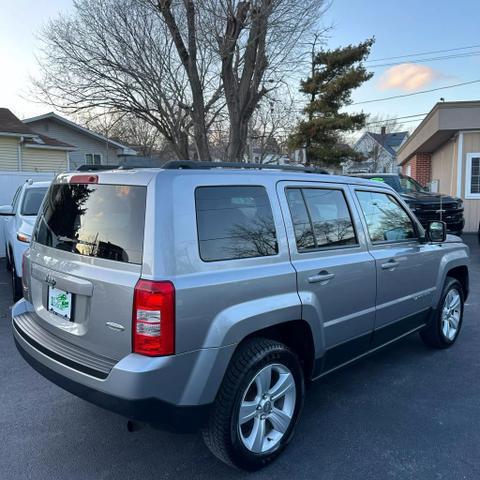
364,175,427,194
34,183,147,264
21,188,48,216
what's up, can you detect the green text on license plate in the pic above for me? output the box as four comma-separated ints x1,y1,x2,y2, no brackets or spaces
48,287,72,320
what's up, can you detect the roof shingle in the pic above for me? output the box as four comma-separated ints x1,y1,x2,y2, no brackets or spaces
0,108,35,135
23,134,75,149
368,131,409,156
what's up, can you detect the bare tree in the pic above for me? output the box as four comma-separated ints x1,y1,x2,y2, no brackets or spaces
34,0,222,159
150,0,326,161
249,92,297,163
78,110,164,156
35,0,326,161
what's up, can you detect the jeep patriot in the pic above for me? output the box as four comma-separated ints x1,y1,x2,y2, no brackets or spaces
12,162,470,470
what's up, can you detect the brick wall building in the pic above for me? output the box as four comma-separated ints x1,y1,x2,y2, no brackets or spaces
401,153,432,186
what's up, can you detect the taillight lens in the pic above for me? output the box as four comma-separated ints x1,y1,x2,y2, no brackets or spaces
132,280,175,356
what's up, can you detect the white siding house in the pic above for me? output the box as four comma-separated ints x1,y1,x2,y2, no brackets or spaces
343,130,409,174
23,112,137,170
0,108,75,173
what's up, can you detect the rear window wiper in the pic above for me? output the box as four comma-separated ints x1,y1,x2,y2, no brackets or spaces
57,236,79,244
57,236,97,248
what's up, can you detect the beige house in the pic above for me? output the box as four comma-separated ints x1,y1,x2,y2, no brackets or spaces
398,101,480,233
0,108,75,172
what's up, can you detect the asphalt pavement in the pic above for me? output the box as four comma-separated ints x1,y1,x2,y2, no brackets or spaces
1,235,479,479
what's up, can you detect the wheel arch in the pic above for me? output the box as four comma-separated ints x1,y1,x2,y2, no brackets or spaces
446,265,469,300
240,319,316,380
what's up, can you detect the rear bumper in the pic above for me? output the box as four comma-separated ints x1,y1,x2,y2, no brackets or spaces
14,336,210,432
12,300,235,432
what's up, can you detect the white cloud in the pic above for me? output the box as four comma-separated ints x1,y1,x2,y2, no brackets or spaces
378,63,442,92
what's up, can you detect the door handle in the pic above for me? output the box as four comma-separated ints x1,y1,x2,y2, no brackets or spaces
381,260,400,270
308,271,335,284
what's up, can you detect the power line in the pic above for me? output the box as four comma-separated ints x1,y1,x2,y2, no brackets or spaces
364,113,428,126
352,79,480,105
366,43,480,63
367,51,480,69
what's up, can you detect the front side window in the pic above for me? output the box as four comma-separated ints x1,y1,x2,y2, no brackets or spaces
356,190,416,243
466,154,480,198
35,183,146,264
21,188,48,216
195,186,278,261
286,188,357,251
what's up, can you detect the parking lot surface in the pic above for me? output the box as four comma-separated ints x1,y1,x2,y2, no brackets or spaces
1,235,479,480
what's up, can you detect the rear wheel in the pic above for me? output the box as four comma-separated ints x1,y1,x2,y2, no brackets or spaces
420,277,464,349
11,260,22,303
202,338,305,471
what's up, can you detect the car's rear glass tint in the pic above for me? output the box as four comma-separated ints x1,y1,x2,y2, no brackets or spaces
34,183,146,264
21,188,48,215
195,186,278,261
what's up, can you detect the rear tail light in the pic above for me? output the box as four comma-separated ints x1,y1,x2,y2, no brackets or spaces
132,280,175,356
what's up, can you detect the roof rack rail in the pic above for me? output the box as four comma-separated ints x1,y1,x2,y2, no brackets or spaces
162,160,329,174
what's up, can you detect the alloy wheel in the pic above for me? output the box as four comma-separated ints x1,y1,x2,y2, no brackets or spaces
238,363,296,454
441,288,461,341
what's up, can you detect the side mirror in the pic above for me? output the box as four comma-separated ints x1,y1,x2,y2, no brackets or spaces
0,205,13,216
427,221,447,243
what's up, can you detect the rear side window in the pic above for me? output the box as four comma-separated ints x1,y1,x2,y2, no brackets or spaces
34,183,147,264
286,188,357,251
356,190,416,242
195,186,278,262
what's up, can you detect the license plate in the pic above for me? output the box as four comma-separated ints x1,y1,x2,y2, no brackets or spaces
48,287,73,320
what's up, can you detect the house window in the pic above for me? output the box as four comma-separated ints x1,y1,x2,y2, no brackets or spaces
85,153,102,165
466,153,480,199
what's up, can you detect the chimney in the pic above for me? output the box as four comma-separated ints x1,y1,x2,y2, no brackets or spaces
380,126,386,136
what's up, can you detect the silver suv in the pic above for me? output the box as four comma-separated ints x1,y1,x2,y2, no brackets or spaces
12,163,470,470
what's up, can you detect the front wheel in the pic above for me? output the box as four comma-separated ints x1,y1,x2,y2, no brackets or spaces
420,277,464,349
202,338,305,471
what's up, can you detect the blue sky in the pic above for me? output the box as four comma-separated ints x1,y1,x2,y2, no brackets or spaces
1,0,479,131
323,0,480,130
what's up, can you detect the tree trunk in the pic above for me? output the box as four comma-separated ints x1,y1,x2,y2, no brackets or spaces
226,113,249,162
157,0,211,161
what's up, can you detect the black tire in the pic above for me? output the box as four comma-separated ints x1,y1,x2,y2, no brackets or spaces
11,261,22,303
420,277,464,349
5,246,12,271
202,338,305,471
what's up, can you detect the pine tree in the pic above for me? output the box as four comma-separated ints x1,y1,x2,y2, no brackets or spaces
290,38,374,167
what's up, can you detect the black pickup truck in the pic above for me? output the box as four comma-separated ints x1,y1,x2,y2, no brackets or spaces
352,173,465,235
